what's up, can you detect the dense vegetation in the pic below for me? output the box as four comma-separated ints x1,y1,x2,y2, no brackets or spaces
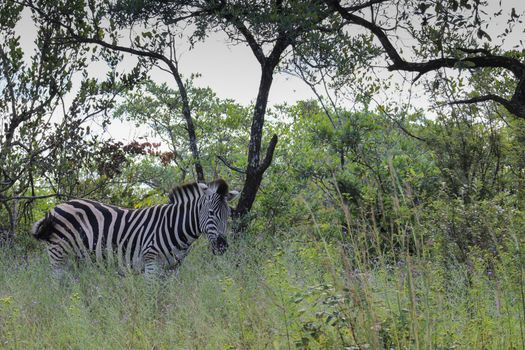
1,0,525,349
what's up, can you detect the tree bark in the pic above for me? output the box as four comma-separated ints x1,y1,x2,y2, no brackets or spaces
170,66,205,182
235,64,278,217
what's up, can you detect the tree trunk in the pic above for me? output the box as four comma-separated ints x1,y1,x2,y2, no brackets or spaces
171,66,205,183
235,64,278,217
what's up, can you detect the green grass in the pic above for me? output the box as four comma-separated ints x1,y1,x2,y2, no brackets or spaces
0,231,523,349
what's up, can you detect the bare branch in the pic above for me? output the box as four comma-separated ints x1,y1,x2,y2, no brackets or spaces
343,0,389,13
448,94,510,107
217,156,246,174
0,193,62,202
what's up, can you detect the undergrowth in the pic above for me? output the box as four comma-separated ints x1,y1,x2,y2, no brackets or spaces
1,224,523,349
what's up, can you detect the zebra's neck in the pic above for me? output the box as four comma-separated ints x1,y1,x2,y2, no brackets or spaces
166,194,205,250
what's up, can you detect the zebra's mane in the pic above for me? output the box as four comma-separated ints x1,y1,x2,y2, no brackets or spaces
207,179,229,196
168,179,229,204
168,182,202,204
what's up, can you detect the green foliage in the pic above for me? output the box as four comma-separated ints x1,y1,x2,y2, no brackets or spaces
114,79,252,184
3,83,523,347
2,1,525,347
0,0,146,240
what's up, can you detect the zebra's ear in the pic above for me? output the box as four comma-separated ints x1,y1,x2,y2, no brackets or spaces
225,190,240,202
198,182,208,191
198,182,213,195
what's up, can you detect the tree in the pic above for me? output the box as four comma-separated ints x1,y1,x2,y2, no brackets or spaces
0,1,84,238
0,1,143,240
323,0,525,119
25,0,343,219
114,78,252,185
110,0,341,218
22,0,207,182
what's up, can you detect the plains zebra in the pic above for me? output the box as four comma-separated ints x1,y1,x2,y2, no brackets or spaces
31,179,239,278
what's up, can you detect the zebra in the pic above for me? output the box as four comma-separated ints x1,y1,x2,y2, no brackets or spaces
31,179,239,278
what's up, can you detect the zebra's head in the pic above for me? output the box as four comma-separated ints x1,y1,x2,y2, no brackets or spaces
198,179,239,255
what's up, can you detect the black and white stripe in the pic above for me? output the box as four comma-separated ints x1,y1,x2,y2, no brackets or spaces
32,179,239,278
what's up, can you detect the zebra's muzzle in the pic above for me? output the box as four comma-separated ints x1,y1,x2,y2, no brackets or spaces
211,235,228,255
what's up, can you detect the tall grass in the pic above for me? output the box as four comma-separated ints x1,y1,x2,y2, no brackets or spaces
1,219,522,350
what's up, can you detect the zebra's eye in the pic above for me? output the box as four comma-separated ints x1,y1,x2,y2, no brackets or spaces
208,209,215,216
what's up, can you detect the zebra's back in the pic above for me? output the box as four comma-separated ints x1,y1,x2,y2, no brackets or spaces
35,199,167,270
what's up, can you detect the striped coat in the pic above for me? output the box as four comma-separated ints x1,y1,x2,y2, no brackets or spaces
32,179,239,278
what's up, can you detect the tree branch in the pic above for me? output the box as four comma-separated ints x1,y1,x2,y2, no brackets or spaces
267,33,291,68
0,45,19,122
325,0,524,77
0,193,62,202
457,47,492,56
448,94,510,107
343,0,389,13
22,1,207,181
258,134,278,174
217,156,246,174
218,2,266,65
163,7,219,25
324,0,525,119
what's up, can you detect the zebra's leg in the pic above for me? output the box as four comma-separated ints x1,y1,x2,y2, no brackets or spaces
47,244,68,279
170,260,182,280
143,253,161,281
143,253,164,307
